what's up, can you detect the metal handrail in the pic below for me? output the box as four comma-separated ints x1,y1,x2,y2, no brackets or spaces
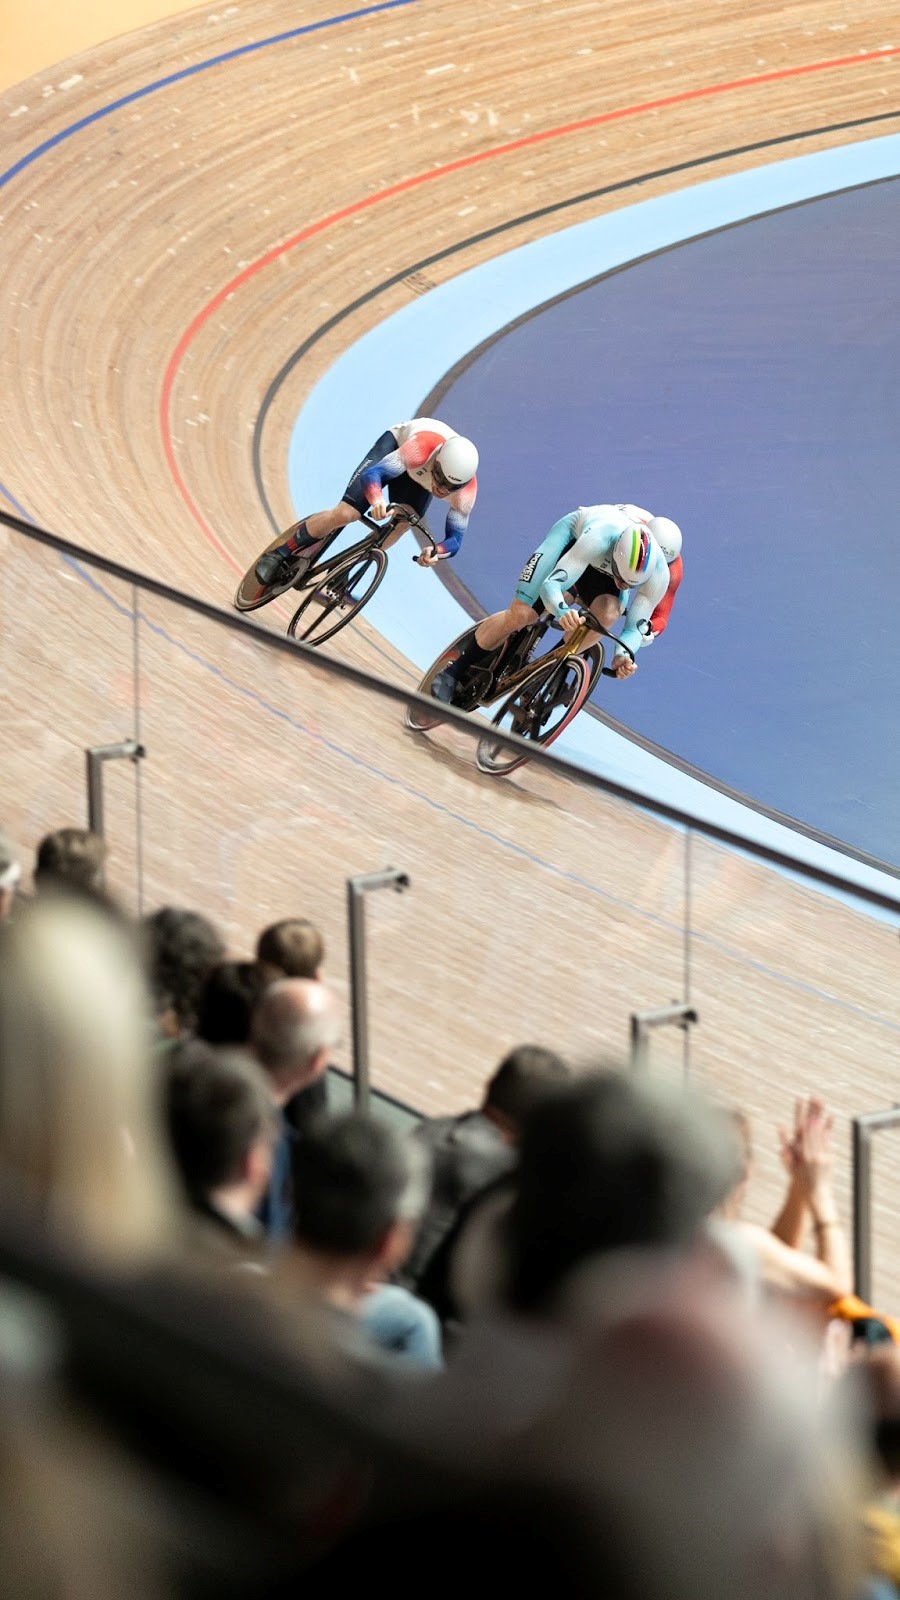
4,505,900,914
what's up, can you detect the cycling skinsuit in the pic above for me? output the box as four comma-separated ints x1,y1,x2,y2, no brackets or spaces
515,505,670,659
343,417,477,556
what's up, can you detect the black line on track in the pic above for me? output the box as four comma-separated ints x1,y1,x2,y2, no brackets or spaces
249,107,900,877
252,106,900,527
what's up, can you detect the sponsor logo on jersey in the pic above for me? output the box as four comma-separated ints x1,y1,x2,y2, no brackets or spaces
518,552,541,583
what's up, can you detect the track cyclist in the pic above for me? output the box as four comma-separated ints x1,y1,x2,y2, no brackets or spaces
253,417,479,590
432,503,682,706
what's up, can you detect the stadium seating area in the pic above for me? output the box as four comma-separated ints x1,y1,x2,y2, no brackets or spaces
0,818,898,1599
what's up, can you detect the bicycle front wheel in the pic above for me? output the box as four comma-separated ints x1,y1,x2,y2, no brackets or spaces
475,653,593,775
286,547,387,646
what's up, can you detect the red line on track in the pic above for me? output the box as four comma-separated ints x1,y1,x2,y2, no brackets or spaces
161,41,900,567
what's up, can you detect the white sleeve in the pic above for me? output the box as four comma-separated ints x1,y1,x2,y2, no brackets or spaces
617,551,670,656
539,526,607,615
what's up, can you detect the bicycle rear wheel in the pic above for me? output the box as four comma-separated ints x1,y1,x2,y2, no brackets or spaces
404,627,477,732
475,652,593,775
286,546,387,646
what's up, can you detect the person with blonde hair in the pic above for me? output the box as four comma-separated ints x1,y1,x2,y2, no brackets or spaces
0,894,178,1265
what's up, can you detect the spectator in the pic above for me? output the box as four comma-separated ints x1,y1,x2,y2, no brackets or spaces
33,827,107,898
0,894,177,1263
251,979,340,1238
164,1038,278,1252
142,907,226,1039
0,830,21,920
399,1044,568,1325
853,1346,900,1593
505,1068,742,1315
289,1113,440,1370
717,1096,854,1309
256,918,324,981
194,960,270,1048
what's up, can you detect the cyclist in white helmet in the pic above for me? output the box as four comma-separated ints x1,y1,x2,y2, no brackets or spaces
617,505,684,643
254,418,479,589
432,503,679,705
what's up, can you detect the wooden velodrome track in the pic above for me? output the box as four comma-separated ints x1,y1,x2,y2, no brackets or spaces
2,1,900,1299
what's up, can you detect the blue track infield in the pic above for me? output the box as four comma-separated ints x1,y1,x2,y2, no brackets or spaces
438,177,900,868
290,136,900,886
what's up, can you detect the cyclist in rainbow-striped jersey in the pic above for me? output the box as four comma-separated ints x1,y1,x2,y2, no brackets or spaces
432,502,683,705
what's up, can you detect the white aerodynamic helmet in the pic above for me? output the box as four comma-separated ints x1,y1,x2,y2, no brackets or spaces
432,435,479,492
647,516,682,563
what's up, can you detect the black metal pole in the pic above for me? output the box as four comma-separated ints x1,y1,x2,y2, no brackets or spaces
852,1118,871,1301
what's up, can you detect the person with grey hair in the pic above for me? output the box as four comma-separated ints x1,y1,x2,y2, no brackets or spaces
0,831,21,920
250,979,341,1241
505,1068,744,1313
288,1113,441,1370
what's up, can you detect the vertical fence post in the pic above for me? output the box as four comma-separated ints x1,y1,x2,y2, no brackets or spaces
629,1004,698,1074
347,868,410,1113
85,741,146,842
851,1107,900,1302
852,1117,872,1302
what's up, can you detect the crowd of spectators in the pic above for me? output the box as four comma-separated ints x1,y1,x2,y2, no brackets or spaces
0,821,898,1598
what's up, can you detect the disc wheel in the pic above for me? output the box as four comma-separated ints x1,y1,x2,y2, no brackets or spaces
475,652,594,775
404,627,477,732
234,532,311,612
286,547,387,646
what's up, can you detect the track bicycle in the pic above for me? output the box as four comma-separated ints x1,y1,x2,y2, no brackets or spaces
406,609,634,775
233,506,437,647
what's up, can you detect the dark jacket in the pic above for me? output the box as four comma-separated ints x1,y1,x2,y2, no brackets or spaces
398,1111,516,1323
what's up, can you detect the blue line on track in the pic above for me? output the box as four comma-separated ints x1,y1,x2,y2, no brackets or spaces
0,0,418,512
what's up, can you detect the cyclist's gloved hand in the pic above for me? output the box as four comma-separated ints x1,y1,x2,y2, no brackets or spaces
556,605,584,639
416,547,443,567
613,652,637,679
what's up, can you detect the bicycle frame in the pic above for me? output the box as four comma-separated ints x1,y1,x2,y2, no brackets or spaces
488,610,627,703
312,505,436,573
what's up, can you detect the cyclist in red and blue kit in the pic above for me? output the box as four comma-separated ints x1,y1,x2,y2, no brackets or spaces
253,417,478,590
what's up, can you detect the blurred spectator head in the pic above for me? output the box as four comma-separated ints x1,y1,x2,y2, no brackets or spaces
0,831,21,921
483,1044,569,1140
256,918,324,980
164,1039,277,1222
142,907,226,1038
250,978,339,1104
293,1114,429,1282
33,827,107,897
514,1256,865,1600
0,895,176,1262
865,1346,900,1483
0,1286,169,1600
194,960,270,1047
507,1068,743,1313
